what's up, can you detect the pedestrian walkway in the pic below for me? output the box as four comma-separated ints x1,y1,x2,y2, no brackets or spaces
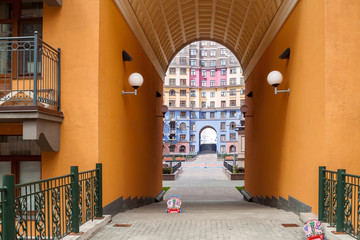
91,154,305,239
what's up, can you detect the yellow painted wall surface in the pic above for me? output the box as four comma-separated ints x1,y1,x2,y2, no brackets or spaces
98,1,163,205
245,0,326,213
324,1,360,174
41,1,100,176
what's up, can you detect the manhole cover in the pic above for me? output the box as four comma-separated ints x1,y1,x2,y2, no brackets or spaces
281,224,300,227
113,224,132,227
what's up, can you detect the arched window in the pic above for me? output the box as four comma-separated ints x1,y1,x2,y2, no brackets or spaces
230,122,236,130
229,145,236,153
169,89,176,96
180,145,186,153
180,123,186,131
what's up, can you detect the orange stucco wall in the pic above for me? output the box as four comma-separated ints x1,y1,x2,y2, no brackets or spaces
98,0,163,206
245,0,326,213
246,0,360,214
40,0,163,207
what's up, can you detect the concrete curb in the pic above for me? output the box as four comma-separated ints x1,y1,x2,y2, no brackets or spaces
299,212,353,240
63,215,111,240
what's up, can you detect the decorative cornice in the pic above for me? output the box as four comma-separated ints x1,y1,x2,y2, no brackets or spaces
112,0,165,81
243,0,299,80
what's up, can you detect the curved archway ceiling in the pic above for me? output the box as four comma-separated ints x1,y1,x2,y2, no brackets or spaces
115,0,298,79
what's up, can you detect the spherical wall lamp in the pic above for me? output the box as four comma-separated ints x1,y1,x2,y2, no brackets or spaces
267,70,290,95
240,104,252,118
122,72,144,96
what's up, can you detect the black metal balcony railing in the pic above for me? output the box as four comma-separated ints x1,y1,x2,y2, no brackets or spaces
171,162,182,173
223,160,234,173
0,32,61,110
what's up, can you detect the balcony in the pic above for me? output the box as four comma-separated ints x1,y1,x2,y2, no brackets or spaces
0,33,63,151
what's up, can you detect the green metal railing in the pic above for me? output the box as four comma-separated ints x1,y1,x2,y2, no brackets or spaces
319,166,360,239
0,32,61,110
0,164,102,239
0,187,5,240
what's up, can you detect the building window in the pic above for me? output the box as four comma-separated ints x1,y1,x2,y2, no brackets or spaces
180,135,186,141
201,91,206,97
221,122,225,130
229,145,236,153
221,90,226,97
240,76,245,85
180,48,186,54
169,89,176,96
191,112,196,119
201,50,207,56
200,60,207,67
180,68,187,74
230,111,236,117
230,68,237,74
190,135,195,142
201,101,206,108
241,99,245,105
180,79,186,86
201,112,206,119
169,100,175,106
230,56,236,64
221,135,226,142
210,70,215,76
210,60,216,66
230,78,237,85
169,79,176,85
210,91,215,98
180,90,186,96
230,89,236,96
169,145,175,152
210,112,215,118
190,145,195,153
230,100,236,106
201,70,207,77
191,79,196,86
230,122,236,130
190,90,196,97
190,101,195,108
210,101,215,107
169,68,176,74
221,101,226,107
180,112,187,118
210,80,215,87
220,145,226,153
190,49,197,56
220,48,227,55
190,59,196,66
191,42,197,46
190,122,195,131
180,57,187,65
180,123,186,131
210,49,216,56
221,79,226,86
191,69,196,76
221,111,226,118
201,41,207,46
170,111,175,118
221,69,226,75
210,41,216,46
180,145,186,152
220,59,226,65
230,133,236,140
180,100,186,107
240,88,245,95
201,81,207,87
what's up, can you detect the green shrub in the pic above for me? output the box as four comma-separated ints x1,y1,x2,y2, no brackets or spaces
162,167,172,174
234,166,245,174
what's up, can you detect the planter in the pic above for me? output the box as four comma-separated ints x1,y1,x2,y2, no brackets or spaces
162,168,182,181
223,168,245,180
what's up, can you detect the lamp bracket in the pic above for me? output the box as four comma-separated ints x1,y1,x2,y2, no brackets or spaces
122,89,138,95
274,86,290,95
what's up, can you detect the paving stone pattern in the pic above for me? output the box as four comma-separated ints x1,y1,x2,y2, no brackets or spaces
91,154,305,240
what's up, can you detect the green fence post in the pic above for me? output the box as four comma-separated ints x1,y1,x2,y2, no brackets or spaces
2,175,15,240
96,163,103,217
71,166,80,233
318,166,326,221
336,169,346,232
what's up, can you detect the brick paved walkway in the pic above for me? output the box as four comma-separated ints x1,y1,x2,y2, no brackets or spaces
91,154,305,240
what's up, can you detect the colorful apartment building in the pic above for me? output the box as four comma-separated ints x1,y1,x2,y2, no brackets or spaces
163,41,245,156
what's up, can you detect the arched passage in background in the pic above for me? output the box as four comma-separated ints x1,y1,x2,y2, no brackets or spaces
199,126,217,153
